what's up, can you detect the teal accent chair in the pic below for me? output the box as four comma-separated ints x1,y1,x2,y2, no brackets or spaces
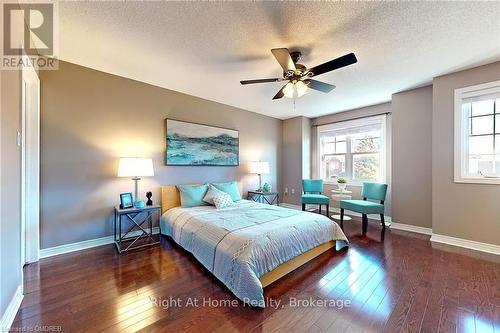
302,179,330,217
340,182,388,234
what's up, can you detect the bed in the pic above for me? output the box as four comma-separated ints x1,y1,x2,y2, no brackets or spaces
160,185,348,307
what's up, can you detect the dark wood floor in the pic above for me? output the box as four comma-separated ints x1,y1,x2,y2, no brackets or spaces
13,217,500,333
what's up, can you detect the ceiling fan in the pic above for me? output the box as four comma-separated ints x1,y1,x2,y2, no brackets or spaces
240,48,357,100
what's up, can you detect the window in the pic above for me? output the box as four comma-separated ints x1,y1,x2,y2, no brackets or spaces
318,115,386,184
454,81,500,184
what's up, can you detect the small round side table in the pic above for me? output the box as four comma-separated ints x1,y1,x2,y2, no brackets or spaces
331,189,352,221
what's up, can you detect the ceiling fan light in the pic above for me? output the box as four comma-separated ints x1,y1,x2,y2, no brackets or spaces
296,81,308,97
283,82,295,98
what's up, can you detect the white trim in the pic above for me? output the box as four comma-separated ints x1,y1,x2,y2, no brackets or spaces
390,222,432,235
282,203,498,256
430,234,500,256
280,203,302,209
280,203,392,224
21,80,27,267
454,80,500,185
37,212,500,263
40,227,160,258
21,59,41,264
317,114,388,184
40,235,113,258
0,285,23,332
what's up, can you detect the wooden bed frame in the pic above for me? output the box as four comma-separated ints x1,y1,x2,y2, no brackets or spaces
160,185,337,288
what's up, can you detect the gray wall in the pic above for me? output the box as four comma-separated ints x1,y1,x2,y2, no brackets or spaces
432,61,500,245
40,61,282,249
302,117,311,180
282,116,310,206
0,69,22,316
311,103,393,217
391,86,433,228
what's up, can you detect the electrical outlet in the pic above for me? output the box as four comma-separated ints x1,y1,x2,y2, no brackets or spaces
291,188,295,195
16,131,21,147
284,187,289,195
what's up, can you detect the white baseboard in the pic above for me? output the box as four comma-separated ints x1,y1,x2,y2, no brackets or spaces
390,222,432,235
40,227,160,258
39,210,500,260
280,203,392,223
431,233,500,256
0,285,23,332
280,203,302,209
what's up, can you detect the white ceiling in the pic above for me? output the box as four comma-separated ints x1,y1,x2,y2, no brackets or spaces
58,1,500,119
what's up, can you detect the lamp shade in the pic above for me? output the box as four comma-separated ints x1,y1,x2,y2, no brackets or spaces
117,157,154,177
250,161,270,174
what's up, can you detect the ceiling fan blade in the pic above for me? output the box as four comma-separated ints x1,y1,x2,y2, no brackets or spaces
306,79,336,93
240,78,283,85
272,84,287,100
308,53,357,77
271,48,296,72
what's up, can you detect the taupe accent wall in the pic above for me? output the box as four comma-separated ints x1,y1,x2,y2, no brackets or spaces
311,103,393,217
0,69,22,315
40,61,282,249
282,116,311,206
432,62,500,245
391,86,433,228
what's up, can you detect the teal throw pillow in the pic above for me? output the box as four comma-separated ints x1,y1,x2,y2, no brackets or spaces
177,184,209,208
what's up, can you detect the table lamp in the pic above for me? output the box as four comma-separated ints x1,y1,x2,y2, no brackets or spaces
118,157,154,207
250,161,269,192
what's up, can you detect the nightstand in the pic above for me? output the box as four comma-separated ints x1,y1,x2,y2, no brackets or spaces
114,204,161,253
247,191,280,205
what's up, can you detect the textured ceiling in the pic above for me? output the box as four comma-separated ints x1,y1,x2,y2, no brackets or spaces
58,2,500,119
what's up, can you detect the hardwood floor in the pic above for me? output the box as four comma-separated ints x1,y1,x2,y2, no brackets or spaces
13,217,500,333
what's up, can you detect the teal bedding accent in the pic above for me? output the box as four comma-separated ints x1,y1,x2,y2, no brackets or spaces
211,181,241,201
177,184,209,208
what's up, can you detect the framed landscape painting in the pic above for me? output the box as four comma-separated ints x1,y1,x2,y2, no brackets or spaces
165,119,239,166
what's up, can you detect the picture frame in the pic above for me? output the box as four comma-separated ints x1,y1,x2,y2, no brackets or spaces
120,192,134,209
165,118,239,166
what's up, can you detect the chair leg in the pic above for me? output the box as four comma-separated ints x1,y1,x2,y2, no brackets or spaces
302,204,305,211
326,204,329,218
380,214,386,229
319,205,321,215
362,214,368,235
340,208,344,229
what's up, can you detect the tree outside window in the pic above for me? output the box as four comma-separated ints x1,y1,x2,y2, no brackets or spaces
318,116,386,184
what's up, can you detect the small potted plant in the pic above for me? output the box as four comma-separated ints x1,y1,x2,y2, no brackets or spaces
337,177,347,192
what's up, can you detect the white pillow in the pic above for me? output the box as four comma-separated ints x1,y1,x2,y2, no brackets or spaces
212,192,234,209
203,184,226,205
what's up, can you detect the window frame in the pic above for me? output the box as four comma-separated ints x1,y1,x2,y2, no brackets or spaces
317,115,387,185
454,80,500,184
